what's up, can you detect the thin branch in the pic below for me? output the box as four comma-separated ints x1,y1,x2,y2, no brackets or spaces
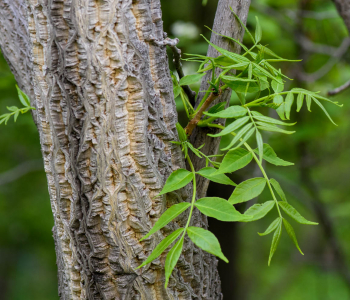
169,44,197,106
328,78,350,95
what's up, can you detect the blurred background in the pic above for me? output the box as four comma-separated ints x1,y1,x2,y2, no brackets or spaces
0,0,350,299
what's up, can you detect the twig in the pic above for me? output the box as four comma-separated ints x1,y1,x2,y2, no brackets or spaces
0,159,43,185
184,91,220,136
169,45,197,106
328,78,350,95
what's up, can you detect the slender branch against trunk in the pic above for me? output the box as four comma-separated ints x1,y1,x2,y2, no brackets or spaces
189,0,251,198
0,0,252,298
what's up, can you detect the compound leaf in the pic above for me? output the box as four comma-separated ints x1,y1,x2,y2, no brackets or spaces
197,167,236,186
283,218,304,255
278,202,318,225
216,148,253,174
229,177,267,204
242,200,275,222
165,237,184,288
159,169,194,195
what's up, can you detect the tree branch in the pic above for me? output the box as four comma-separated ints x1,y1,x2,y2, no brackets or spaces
328,78,350,95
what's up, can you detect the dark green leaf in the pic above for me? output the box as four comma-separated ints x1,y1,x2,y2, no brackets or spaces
283,219,304,255
159,169,194,195
140,203,190,241
197,167,236,186
268,219,282,266
258,217,281,236
243,200,275,222
179,73,206,86
216,148,253,174
278,202,318,225
165,237,184,288
270,178,287,202
195,197,252,221
229,177,267,204
136,228,184,269
187,227,228,262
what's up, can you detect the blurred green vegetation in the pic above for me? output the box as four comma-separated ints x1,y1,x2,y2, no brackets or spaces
0,0,350,299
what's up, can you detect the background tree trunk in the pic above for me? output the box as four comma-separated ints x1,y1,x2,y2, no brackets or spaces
0,0,249,299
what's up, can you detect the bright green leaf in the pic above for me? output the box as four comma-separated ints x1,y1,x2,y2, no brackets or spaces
254,144,293,166
255,16,262,43
229,177,267,204
273,95,286,120
140,203,190,241
312,97,337,126
268,219,282,266
204,105,248,119
284,92,294,120
242,200,275,222
187,227,228,262
221,123,254,151
252,115,296,126
278,202,318,225
179,73,206,86
165,237,184,288
197,167,236,186
216,148,253,174
296,93,304,112
283,218,304,255
270,178,287,202
176,123,187,142
16,85,31,107
258,217,281,236
159,169,194,195
195,197,252,221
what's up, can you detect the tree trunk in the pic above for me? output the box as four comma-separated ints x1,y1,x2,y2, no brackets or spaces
0,0,249,299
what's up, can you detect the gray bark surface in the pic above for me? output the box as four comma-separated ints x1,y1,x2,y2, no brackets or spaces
189,0,251,198
0,0,250,299
333,0,350,33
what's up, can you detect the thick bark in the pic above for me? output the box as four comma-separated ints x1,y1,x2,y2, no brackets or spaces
0,0,249,299
333,0,350,33
189,0,251,198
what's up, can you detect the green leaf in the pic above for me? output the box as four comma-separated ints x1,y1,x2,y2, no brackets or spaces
216,148,253,174
256,130,263,163
232,127,255,150
179,73,206,86
243,200,275,222
284,92,294,120
221,76,260,93
258,217,281,236
296,93,304,112
174,86,181,98
231,8,255,44
254,144,294,166
196,167,236,186
256,45,282,59
278,202,318,225
255,16,262,43
208,117,248,138
7,106,18,112
273,95,286,120
176,123,187,142
207,102,226,114
140,203,190,241
165,237,184,288
270,178,287,202
252,62,282,84
195,197,252,221
306,95,312,112
136,228,184,269
257,123,295,135
14,111,20,122
312,97,337,126
159,169,194,195
268,218,282,266
204,105,248,119
252,115,296,126
187,227,228,262
16,85,31,107
201,35,250,64
283,218,304,255
229,177,267,204
221,123,253,151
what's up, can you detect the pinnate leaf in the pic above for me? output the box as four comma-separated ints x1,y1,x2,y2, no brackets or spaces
179,73,205,86
16,85,31,107
195,197,252,221
278,202,318,225
137,228,184,269
159,169,193,195
216,148,253,174
187,227,228,262
204,105,248,119
270,178,287,202
273,94,286,120
254,144,294,166
284,92,294,120
197,167,236,186
165,237,184,288
268,218,282,266
229,178,267,204
221,123,253,151
242,200,275,222
208,116,250,138
283,218,304,255
258,217,281,236
140,203,190,241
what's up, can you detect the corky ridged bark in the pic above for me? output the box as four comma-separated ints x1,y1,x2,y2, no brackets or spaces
189,0,251,198
0,1,222,299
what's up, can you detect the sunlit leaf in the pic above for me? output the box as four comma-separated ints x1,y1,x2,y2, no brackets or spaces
197,167,236,186
221,123,254,151
208,116,250,138
179,73,206,86
165,237,184,288
296,93,304,112
159,169,194,195
242,200,275,222
229,177,267,204
216,148,253,174
204,105,248,119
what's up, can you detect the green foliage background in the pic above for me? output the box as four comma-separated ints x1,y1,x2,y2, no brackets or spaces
0,0,349,299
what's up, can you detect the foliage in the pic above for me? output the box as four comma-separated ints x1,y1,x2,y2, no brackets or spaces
0,85,35,125
137,10,341,288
